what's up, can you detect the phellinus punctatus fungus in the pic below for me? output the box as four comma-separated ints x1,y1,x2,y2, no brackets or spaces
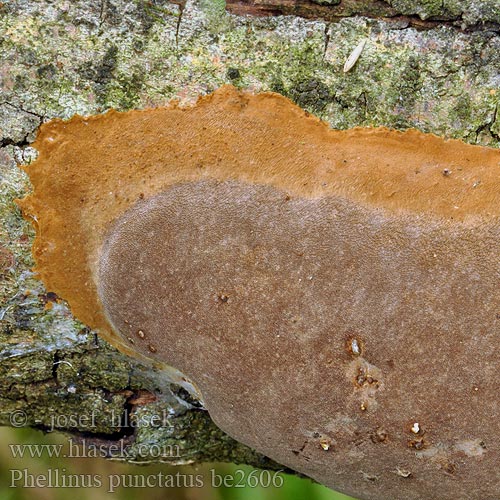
18,86,500,500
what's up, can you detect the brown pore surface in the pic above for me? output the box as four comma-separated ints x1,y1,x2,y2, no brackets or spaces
99,181,500,500
18,85,500,499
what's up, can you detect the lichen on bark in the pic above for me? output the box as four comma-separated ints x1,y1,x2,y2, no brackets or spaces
0,0,499,473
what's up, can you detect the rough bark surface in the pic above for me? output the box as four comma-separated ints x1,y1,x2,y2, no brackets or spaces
0,0,499,482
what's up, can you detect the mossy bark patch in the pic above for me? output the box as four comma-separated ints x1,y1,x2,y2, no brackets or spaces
0,0,499,487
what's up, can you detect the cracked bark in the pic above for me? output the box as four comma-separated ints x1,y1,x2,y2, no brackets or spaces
225,0,500,32
0,0,498,479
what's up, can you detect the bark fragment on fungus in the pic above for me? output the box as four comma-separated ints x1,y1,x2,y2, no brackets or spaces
18,86,500,500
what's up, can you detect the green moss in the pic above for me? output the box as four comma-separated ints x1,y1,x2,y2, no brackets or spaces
286,78,332,114
491,107,500,139
388,0,449,19
199,0,227,17
199,0,231,34
451,93,473,121
128,402,281,467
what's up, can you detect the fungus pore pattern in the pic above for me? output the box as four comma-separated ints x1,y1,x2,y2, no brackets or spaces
18,86,500,500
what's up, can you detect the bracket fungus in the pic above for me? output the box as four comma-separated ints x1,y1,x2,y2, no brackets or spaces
18,86,500,500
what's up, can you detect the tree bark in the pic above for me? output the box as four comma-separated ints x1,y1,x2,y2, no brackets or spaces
0,0,498,469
